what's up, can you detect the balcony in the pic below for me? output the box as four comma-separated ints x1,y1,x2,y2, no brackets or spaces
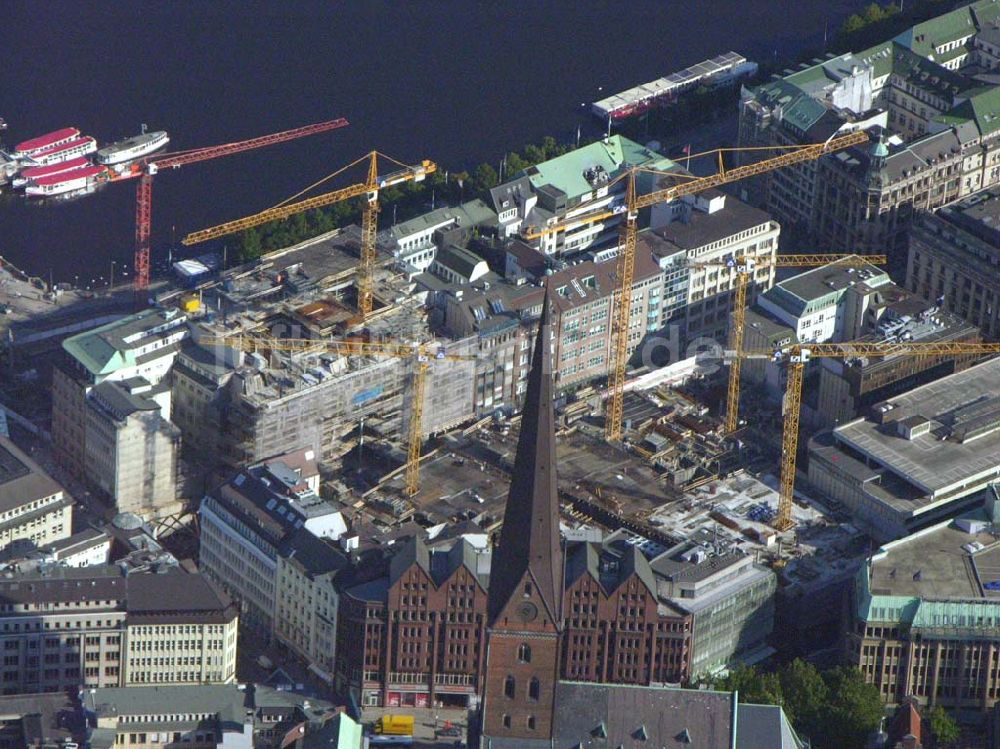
387,671,430,686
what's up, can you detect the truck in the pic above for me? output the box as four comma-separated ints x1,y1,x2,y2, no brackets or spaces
367,715,414,745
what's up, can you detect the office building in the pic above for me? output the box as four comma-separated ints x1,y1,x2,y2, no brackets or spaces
0,564,236,695
809,357,1000,539
0,437,72,552
199,450,347,682
849,494,1000,710
738,0,1000,255
52,309,187,486
907,188,1000,339
489,135,673,255
84,378,181,520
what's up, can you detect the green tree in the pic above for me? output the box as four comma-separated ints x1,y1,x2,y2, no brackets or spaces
778,659,828,733
927,704,960,746
505,151,529,176
237,228,262,261
471,162,499,193
820,667,883,748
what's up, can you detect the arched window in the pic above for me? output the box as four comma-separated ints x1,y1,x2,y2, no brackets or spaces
523,582,533,597
503,675,515,699
529,677,541,701
527,716,536,730
502,714,511,729
518,643,532,663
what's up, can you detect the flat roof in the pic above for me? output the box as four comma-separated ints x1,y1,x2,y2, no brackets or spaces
835,357,1000,497
869,518,991,599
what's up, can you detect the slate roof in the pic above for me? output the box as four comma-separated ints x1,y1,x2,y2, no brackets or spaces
0,437,64,513
487,287,563,626
551,682,734,748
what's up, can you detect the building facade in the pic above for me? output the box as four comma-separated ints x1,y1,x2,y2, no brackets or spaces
0,565,237,696
849,499,1000,710
907,189,1000,339
198,451,347,682
52,309,188,485
84,379,181,520
0,438,72,552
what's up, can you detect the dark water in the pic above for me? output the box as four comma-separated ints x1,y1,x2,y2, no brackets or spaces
1,0,866,284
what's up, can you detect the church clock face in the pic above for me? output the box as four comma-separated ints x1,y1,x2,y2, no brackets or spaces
516,601,538,622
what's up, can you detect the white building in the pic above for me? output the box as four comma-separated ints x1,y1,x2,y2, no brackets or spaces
757,260,889,344
387,199,496,271
53,309,188,481
489,135,674,255
649,189,780,343
0,437,72,552
199,450,348,683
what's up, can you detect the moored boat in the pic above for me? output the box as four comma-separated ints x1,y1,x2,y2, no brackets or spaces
12,156,92,188
12,127,80,158
96,130,170,165
29,137,98,166
25,165,108,197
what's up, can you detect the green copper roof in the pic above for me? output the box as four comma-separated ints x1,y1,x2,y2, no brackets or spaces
895,5,977,58
945,86,1000,136
522,135,672,200
62,308,183,378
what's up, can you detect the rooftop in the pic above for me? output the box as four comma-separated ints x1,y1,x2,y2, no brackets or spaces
520,135,672,201
62,308,187,377
83,684,246,724
835,357,1000,497
0,437,64,513
934,185,1000,249
764,258,888,315
653,193,775,251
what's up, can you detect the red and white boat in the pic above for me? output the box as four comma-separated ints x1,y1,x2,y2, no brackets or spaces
25,165,108,197
12,127,80,158
12,156,92,188
29,137,97,166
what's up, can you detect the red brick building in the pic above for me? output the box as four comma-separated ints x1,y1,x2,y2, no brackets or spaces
335,290,692,724
335,536,490,709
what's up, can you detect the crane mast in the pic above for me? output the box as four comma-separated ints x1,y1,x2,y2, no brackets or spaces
601,129,870,442
753,340,1000,530
199,334,473,496
128,118,349,298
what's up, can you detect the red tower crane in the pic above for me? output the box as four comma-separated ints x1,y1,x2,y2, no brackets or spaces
112,118,349,297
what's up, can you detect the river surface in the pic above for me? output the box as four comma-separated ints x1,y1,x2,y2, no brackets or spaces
1,0,867,285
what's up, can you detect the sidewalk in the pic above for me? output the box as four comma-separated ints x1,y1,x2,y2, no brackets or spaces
361,706,469,746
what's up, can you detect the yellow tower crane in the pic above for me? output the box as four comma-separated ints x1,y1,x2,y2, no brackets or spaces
183,152,436,320
199,334,475,497
524,129,871,442
753,340,1000,531
688,253,888,434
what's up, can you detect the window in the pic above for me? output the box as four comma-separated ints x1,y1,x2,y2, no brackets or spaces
527,716,536,730
529,677,541,701
518,644,531,663
502,714,511,729
523,582,532,598
504,675,515,699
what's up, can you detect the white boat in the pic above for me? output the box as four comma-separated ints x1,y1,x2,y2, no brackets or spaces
25,165,108,197
12,156,91,188
30,137,97,166
96,131,169,165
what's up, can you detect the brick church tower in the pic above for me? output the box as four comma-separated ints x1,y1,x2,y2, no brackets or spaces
480,289,563,746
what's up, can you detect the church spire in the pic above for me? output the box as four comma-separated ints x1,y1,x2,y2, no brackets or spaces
487,284,563,627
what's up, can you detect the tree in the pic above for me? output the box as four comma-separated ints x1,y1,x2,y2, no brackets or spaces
927,704,960,746
237,228,262,261
471,163,499,193
778,659,828,730
819,667,883,748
